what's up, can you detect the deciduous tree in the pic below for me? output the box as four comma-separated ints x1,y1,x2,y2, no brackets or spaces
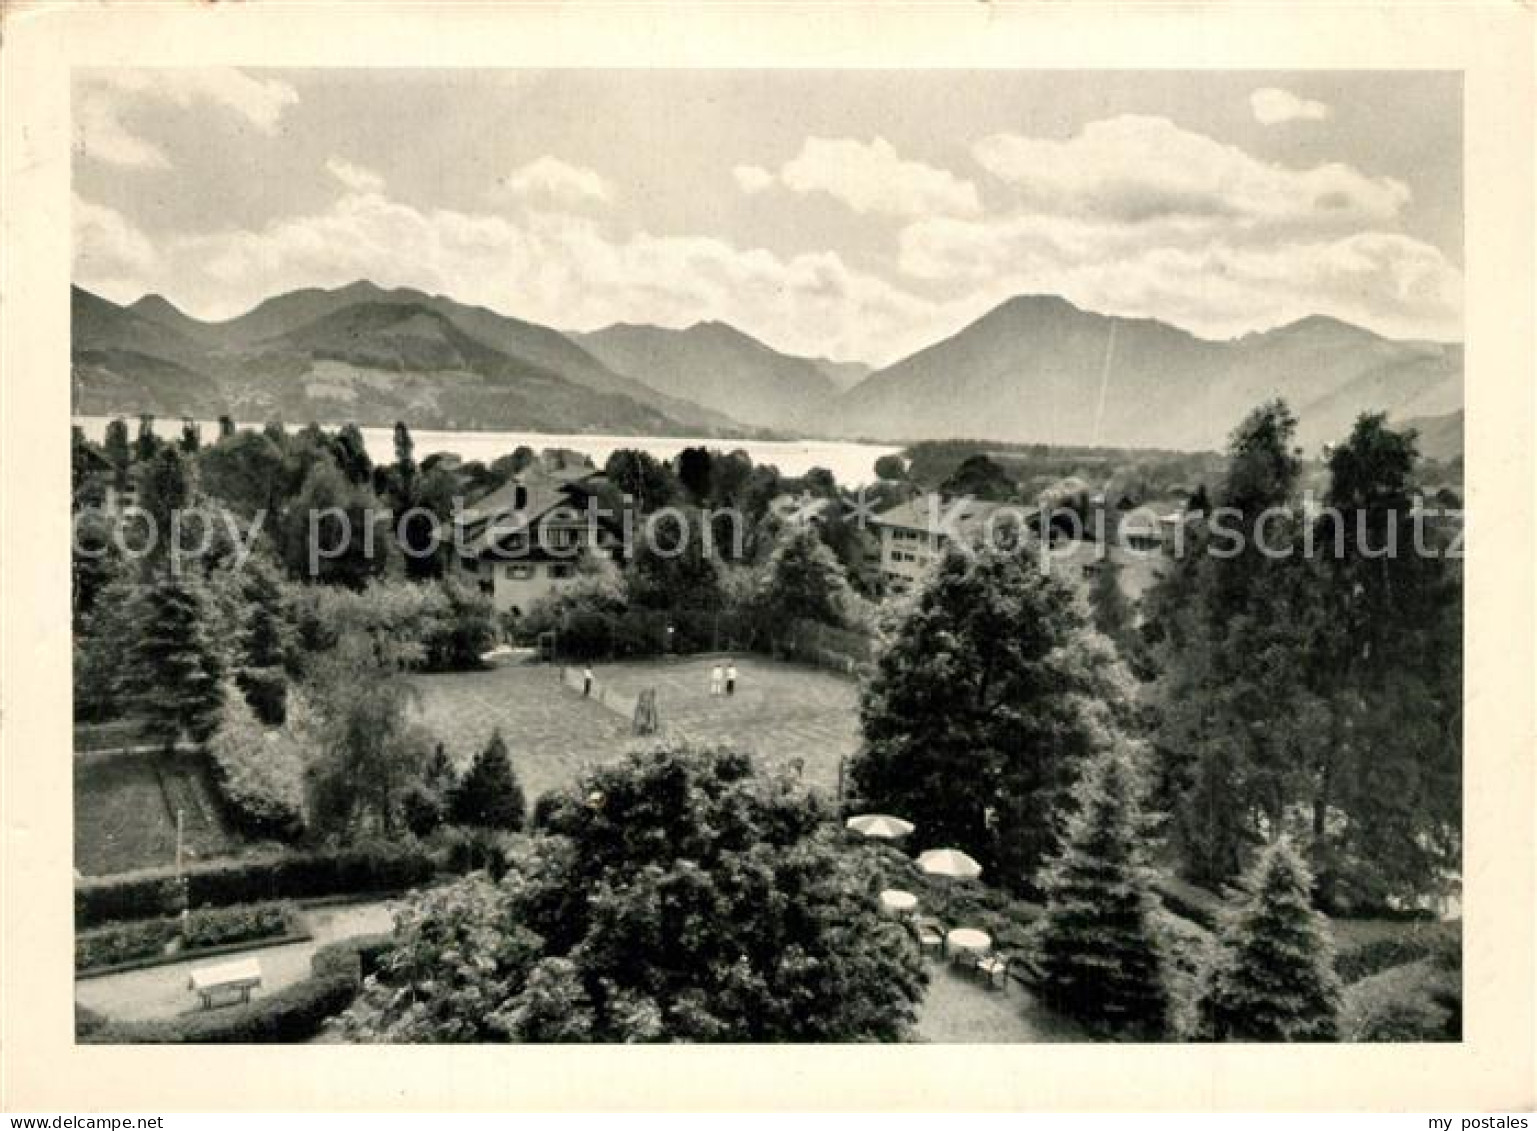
852,544,1138,891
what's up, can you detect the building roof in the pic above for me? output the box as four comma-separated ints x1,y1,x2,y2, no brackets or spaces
1036,476,1092,505
871,494,1006,537
459,471,613,557
768,491,835,524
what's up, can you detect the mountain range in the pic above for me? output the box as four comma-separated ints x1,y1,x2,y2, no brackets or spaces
72,282,750,438
72,282,1463,456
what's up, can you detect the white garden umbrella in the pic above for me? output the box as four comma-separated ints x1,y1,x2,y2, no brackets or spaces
845,813,916,840
916,847,982,881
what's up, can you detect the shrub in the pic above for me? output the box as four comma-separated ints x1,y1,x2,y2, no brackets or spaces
74,1003,108,1038
181,900,298,950
76,843,434,928
1343,953,1460,1043
237,668,289,727
1335,935,1436,984
434,825,517,880
206,688,306,840
292,579,492,674
76,917,180,972
75,901,301,972
81,938,369,1044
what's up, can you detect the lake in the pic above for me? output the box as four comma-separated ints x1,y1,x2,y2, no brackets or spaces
73,416,900,487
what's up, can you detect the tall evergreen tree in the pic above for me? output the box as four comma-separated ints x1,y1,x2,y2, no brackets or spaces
126,575,226,746
235,558,297,724
452,729,526,831
1034,745,1169,1038
134,413,160,463
133,446,196,576
1195,837,1342,1041
102,417,131,492
332,423,374,486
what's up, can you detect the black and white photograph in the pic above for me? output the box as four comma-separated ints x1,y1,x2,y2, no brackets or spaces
3,0,1533,1115
62,63,1471,1048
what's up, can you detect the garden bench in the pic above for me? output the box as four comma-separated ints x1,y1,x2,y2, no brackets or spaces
188,957,262,1010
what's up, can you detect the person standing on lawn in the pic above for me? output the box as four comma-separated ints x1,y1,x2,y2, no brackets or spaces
582,665,594,697
726,659,738,697
710,662,724,697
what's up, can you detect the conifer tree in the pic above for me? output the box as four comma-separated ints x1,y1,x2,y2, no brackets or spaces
103,417,131,491
236,559,296,724
127,575,226,746
452,729,526,830
1034,745,1169,1038
1195,836,1343,1041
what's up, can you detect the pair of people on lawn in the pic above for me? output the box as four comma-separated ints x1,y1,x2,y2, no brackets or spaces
710,661,738,697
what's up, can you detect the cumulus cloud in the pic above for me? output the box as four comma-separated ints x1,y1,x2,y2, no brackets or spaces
732,164,775,194
74,97,169,169
907,114,1461,340
326,157,385,195
973,115,1405,230
899,213,1462,341
72,186,951,365
766,137,980,218
74,194,159,278
75,69,299,168
1251,87,1332,125
72,102,1461,366
500,156,612,206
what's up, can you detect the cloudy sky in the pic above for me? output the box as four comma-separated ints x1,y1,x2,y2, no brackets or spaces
73,69,1462,366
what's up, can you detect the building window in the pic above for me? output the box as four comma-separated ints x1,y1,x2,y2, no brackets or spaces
549,563,575,580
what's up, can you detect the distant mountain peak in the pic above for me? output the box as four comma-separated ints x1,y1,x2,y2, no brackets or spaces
1267,313,1377,339
128,293,188,319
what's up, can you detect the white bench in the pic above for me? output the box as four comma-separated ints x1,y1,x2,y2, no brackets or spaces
188,957,263,1010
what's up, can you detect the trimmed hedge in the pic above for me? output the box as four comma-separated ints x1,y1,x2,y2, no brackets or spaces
76,901,301,973
79,932,396,1044
76,844,434,928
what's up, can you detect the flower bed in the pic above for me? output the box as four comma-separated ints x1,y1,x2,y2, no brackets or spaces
75,901,303,975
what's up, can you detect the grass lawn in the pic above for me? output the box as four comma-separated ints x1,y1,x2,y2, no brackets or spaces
409,662,638,803
74,752,240,877
410,656,862,802
589,656,862,794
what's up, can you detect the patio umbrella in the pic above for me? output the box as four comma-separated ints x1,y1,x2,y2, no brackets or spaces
845,813,916,840
916,847,982,881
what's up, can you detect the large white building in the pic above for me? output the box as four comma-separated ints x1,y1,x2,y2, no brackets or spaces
869,494,1010,593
